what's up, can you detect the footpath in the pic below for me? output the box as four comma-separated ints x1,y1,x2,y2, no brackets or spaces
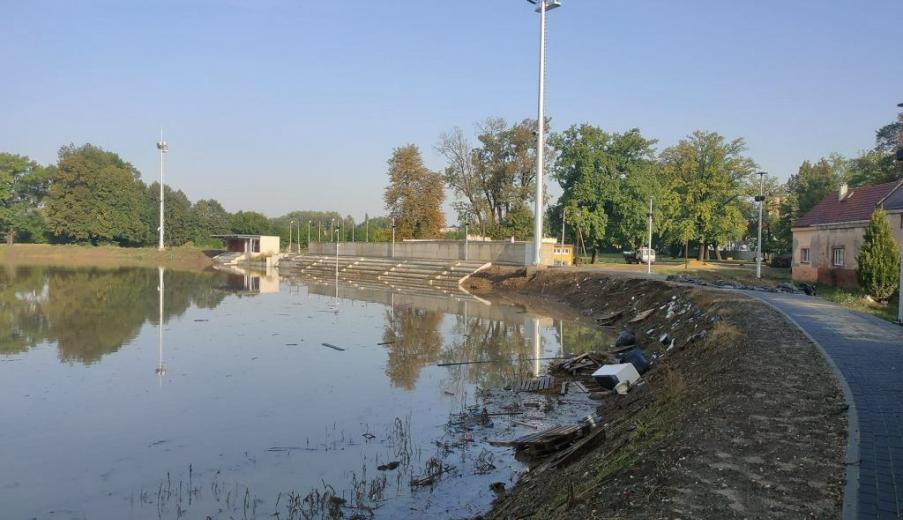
750,291,903,520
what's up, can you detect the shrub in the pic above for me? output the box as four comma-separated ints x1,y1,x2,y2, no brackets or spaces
856,209,901,302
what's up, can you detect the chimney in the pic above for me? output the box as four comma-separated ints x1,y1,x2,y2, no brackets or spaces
838,183,848,201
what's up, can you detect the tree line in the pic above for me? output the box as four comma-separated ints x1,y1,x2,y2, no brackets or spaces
0,144,392,248
384,113,901,260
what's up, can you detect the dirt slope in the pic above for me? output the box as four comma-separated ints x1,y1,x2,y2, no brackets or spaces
467,268,846,520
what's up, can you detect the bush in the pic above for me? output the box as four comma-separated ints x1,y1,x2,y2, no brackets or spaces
770,255,792,268
856,209,901,302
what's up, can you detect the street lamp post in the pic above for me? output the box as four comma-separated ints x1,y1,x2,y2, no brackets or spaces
464,221,469,261
318,221,322,242
755,171,767,279
646,197,653,275
156,134,168,251
526,0,561,266
897,103,903,324
288,220,294,253
391,218,396,259
307,220,311,251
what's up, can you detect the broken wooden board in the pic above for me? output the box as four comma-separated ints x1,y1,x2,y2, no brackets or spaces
628,308,655,323
513,375,554,393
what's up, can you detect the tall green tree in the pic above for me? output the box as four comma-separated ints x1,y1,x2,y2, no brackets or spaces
437,117,546,238
660,131,757,260
0,153,49,244
191,199,232,245
786,155,848,217
550,125,668,259
44,144,150,245
856,209,900,301
146,182,195,246
384,144,445,240
230,210,272,235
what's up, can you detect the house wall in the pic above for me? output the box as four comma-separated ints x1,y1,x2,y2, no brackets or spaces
792,219,903,289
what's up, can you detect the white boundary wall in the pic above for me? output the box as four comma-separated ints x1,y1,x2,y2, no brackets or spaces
308,240,558,266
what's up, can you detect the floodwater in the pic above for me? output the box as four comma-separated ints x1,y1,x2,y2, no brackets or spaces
0,264,609,519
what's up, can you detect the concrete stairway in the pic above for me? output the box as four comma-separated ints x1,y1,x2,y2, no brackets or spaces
278,255,490,296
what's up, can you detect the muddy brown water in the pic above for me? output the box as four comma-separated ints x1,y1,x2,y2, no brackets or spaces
0,265,610,519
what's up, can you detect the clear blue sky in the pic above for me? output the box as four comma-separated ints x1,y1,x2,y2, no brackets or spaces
2,0,899,222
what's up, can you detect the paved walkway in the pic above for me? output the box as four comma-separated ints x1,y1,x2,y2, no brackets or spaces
750,291,903,520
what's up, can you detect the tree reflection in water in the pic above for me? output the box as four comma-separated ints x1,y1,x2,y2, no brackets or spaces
0,265,227,363
381,306,444,390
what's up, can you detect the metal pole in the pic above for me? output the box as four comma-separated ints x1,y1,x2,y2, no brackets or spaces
560,208,565,245
464,222,469,261
307,221,311,251
156,133,167,251
647,197,653,275
531,0,547,266
351,219,355,242
365,214,369,242
288,220,293,253
318,221,321,242
756,172,765,279
391,218,396,259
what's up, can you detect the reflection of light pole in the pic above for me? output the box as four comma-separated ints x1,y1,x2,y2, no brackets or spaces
464,221,469,261
156,133,168,251
526,0,561,266
529,316,542,377
335,229,340,302
156,266,166,381
755,171,767,279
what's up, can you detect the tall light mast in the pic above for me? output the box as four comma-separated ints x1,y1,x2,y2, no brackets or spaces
156,133,168,251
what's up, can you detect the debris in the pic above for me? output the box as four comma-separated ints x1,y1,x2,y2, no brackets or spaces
596,310,623,325
514,375,555,393
491,414,603,458
321,343,345,351
618,347,651,374
489,482,506,495
615,381,632,395
362,433,376,440
377,461,400,471
410,458,454,487
560,382,569,396
629,308,655,323
512,420,539,430
572,381,589,393
591,363,641,390
588,391,612,400
615,330,636,348
436,356,566,367
377,341,395,346
285,343,298,346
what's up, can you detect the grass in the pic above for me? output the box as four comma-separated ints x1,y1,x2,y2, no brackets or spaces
814,283,899,323
0,243,214,271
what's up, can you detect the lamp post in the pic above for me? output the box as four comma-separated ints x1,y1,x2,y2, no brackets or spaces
288,220,294,253
526,0,561,266
464,221,469,261
307,220,311,251
391,218,396,258
156,133,168,251
365,214,369,243
560,208,566,247
646,197,653,275
896,103,902,324
755,171,767,279
318,221,322,242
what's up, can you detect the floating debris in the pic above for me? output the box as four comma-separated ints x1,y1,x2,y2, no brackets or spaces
321,343,345,351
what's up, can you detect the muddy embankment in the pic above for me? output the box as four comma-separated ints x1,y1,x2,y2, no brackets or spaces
465,267,846,520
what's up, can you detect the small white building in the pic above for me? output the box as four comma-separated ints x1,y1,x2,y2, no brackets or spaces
213,235,280,257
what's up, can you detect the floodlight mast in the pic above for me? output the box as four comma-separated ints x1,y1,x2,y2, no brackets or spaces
526,0,560,265
156,133,168,251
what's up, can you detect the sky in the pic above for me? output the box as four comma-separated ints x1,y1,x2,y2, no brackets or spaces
2,0,900,222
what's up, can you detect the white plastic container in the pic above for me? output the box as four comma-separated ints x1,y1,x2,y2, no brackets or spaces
591,363,641,390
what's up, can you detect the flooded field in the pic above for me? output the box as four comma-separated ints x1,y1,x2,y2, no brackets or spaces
0,265,609,519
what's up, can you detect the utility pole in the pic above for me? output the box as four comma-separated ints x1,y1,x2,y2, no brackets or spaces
646,197,653,275
156,132,168,250
756,171,767,279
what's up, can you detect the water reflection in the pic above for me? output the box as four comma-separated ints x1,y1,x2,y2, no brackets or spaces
0,265,228,363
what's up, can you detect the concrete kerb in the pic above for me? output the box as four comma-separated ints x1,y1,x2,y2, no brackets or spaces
743,292,860,520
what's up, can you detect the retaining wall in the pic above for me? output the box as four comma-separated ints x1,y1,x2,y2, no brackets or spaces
307,240,558,265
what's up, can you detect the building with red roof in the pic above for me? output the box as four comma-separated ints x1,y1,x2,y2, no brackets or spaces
792,180,903,287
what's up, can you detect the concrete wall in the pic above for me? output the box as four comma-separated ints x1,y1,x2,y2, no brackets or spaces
307,240,560,266
793,223,866,288
259,236,280,256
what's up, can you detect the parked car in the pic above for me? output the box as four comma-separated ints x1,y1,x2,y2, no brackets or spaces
623,247,656,264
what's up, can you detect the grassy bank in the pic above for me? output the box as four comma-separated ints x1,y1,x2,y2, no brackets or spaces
0,244,214,271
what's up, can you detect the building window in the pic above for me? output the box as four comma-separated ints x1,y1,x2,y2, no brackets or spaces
832,247,845,267
800,248,810,264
